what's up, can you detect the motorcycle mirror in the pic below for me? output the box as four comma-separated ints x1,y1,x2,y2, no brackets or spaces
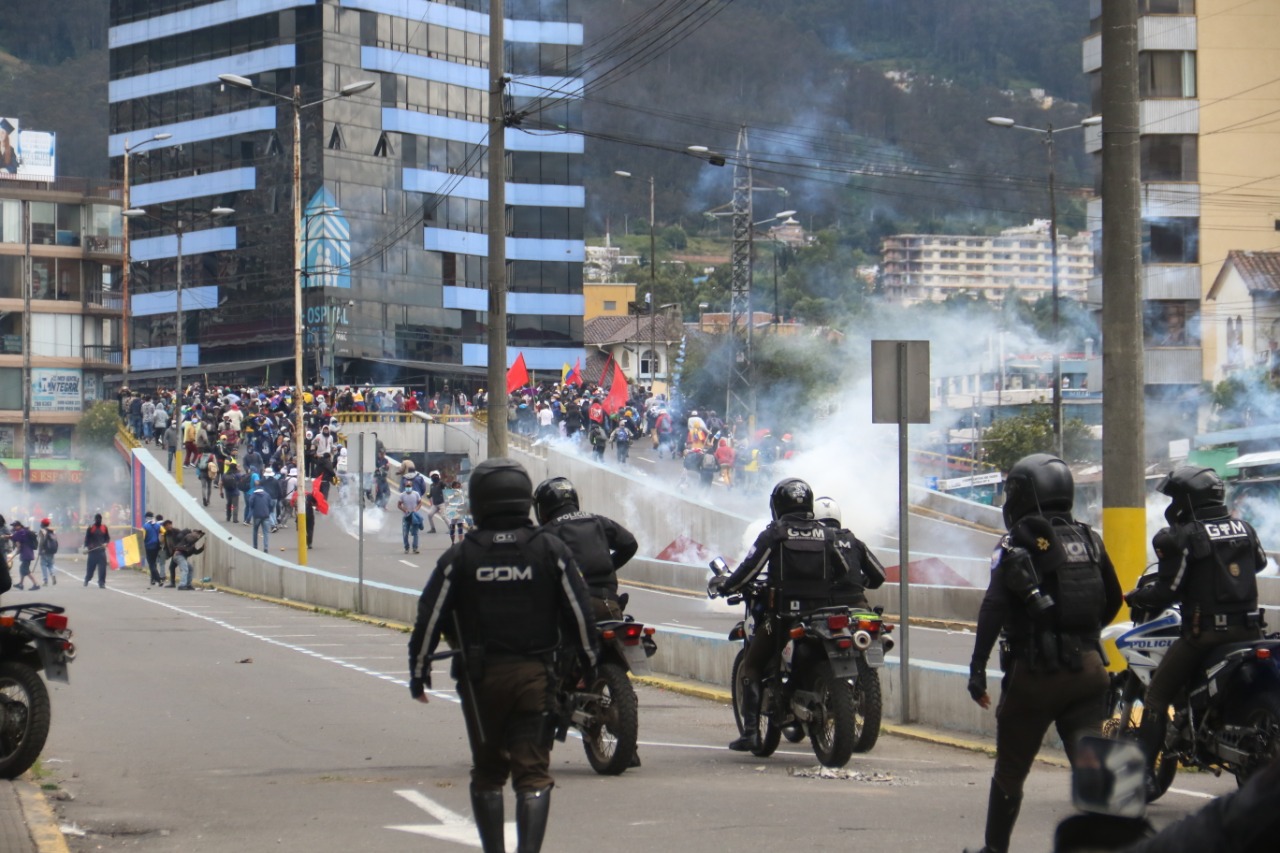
708,557,729,576
1071,736,1147,819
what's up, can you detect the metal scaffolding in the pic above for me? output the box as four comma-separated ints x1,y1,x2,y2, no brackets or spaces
725,126,754,426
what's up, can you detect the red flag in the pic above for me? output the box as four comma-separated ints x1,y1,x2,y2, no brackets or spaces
602,361,629,415
564,358,583,387
506,352,530,394
310,476,330,515
597,353,615,387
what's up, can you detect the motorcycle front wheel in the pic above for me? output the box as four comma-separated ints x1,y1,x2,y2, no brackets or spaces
852,658,882,753
0,661,51,780
809,661,856,768
580,662,639,776
1233,692,1280,788
730,649,780,757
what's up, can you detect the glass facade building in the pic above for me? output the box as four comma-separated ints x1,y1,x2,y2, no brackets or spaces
108,0,585,387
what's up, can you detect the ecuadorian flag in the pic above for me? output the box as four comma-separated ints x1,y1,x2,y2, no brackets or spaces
106,532,144,570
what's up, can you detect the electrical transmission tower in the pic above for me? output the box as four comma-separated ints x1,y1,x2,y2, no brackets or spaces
725,126,754,427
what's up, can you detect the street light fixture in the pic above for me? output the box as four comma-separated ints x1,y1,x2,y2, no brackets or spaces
218,71,373,564
123,205,234,486
985,114,1101,458
120,132,173,386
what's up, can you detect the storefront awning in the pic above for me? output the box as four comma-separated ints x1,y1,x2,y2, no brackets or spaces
0,458,83,484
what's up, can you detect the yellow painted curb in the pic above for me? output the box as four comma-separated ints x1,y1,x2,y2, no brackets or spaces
199,584,413,633
633,674,731,704
15,778,70,853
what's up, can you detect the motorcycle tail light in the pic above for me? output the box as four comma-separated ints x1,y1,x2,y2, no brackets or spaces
731,626,745,640
601,630,616,641
620,624,644,646
642,627,656,636
836,638,853,650
1258,648,1272,660
857,619,879,632
44,613,68,631
882,623,894,633
0,616,13,628
826,614,850,631
789,626,806,639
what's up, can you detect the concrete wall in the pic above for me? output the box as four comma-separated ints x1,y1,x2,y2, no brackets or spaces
338,413,485,457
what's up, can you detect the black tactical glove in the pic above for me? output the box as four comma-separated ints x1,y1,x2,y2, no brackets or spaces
967,667,987,702
707,576,728,598
409,677,426,699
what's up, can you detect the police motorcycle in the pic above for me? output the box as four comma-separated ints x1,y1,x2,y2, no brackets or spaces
556,591,657,775
0,603,75,778
1103,566,1280,802
708,557,891,766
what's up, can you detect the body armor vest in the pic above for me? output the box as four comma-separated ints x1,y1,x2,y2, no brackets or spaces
1180,516,1260,618
772,517,836,604
546,512,617,590
452,527,566,657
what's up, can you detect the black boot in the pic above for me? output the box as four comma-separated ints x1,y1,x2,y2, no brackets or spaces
728,680,763,752
964,779,1021,853
1136,709,1168,801
469,784,505,853
515,786,551,853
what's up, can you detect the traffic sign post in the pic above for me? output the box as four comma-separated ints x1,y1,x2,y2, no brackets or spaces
872,340,930,723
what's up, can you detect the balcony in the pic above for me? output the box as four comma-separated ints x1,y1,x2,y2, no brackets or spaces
85,235,123,256
82,344,123,366
85,290,124,311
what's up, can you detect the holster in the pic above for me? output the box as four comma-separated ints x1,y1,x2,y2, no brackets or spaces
450,645,487,682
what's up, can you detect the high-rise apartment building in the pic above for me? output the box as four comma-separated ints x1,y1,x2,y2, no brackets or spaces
880,220,1092,305
1083,1,1280,418
108,0,585,388
0,174,123,488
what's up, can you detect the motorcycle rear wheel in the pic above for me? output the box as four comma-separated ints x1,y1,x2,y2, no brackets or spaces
809,661,856,768
0,661,51,780
730,649,781,757
1233,692,1280,788
852,659,882,753
580,662,639,776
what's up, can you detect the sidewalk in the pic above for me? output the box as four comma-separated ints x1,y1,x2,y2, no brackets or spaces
1,778,68,853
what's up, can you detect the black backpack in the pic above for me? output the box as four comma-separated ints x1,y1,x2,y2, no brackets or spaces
41,530,59,555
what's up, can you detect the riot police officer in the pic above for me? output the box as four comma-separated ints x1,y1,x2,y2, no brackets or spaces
708,478,851,752
814,495,886,610
1126,466,1266,797
408,458,599,853
533,476,639,622
965,454,1122,853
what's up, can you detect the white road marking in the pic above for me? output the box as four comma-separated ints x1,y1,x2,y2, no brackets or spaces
399,560,418,568
1167,787,1216,800
388,789,516,847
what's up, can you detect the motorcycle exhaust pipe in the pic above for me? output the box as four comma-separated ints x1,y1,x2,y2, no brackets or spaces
852,630,873,650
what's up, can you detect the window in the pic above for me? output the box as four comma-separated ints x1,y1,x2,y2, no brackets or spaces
1141,0,1195,13
603,300,616,311
1140,51,1196,98
640,349,659,377
1142,135,1197,182
1143,217,1199,263
1144,300,1200,346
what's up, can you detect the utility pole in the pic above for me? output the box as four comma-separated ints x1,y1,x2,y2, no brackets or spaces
1101,0,1146,593
486,0,508,457
21,200,31,499
726,126,753,427
1046,134,1063,458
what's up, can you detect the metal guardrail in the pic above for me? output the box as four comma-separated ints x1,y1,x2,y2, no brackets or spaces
83,344,124,365
334,411,474,424
116,422,141,451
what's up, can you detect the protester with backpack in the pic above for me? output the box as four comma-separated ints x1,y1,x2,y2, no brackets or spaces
197,450,219,507
11,521,39,591
36,518,58,587
610,420,633,465
222,461,244,524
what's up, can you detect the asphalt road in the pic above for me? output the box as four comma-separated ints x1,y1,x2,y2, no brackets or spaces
152,446,986,668
32,561,1234,853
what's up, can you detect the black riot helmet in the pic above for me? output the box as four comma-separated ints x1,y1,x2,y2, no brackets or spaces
533,476,579,524
1157,465,1225,524
770,477,814,520
468,458,534,526
1002,453,1074,529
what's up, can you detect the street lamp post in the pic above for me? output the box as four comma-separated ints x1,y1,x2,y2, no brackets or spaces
123,206,234,486
986,115,1100,458
120,132,173,386
218,72,373,564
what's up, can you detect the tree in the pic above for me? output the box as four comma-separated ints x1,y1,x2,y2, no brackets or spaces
982,406,1094,472
74,401,124,477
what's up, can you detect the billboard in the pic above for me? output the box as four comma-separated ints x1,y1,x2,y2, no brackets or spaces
31,368,82,413
0,117,56,182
